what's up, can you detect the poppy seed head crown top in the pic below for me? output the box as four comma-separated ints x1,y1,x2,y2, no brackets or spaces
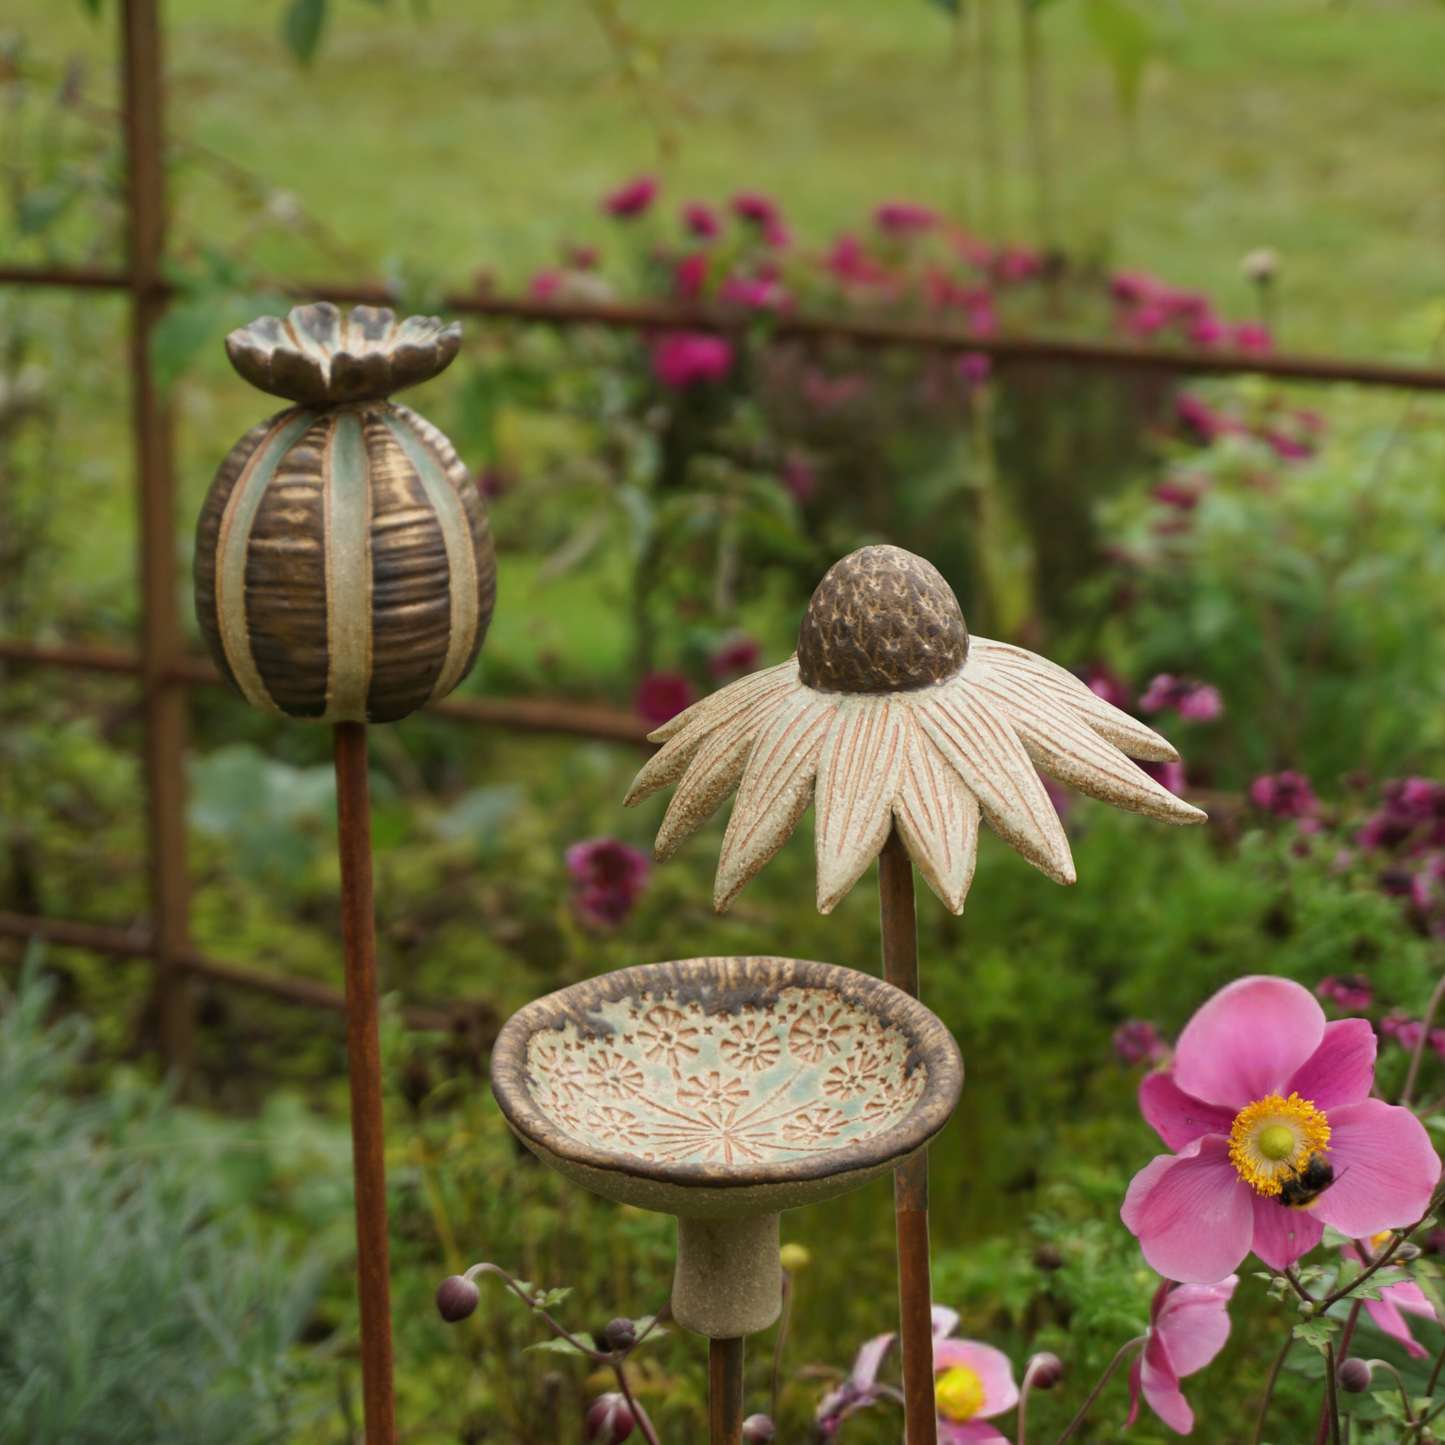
797,545,969,693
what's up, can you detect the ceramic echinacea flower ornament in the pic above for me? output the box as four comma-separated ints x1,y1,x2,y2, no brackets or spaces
625,544,1205,915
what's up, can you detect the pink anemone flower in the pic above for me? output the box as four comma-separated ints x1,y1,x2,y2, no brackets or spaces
1127,1276,1237,1434
932,1307,1018,1443
1123,976,1440,1283
1342,1235,1437,1359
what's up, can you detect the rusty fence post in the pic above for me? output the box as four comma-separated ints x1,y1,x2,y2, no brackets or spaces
121,0,193,1075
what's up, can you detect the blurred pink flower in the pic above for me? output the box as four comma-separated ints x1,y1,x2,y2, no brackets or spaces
1175,393,1227,443
1111,270,1164,304
1126,1276,1237,1434
1126,303,1172,339
732,191,782,228
964,298,999,338
1342,1237,1435,1359
1267,430,1314,461
874,200,938,234
1139,675,1223,722
1082,664,1132,712
652,332,734,390
566,838,651,929
1358,778,1445,853
780,451,819,502
1315,975,1372,1014
956,352,992,388
1140,759,1188,797
1381,1011,1426,1053
1153,478,1203,510
529,269,565,301
682,201,721,240
996,245,1043,283
1189,315,1229,347
828,233,890,286
719,274,790,311
673,252,709,300
1123,976,1441,1281
564,242,600,270
634,672,696,726
603,175,658,218
1250,771,1318,819
1115,1020,1170,1067
1230,323,1274,352
708,633,761,681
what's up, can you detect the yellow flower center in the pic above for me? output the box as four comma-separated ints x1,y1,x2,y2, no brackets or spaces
936,1365,987,1421
1228,1093,1331,1197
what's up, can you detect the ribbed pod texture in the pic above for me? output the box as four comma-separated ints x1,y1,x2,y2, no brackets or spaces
195,400,496,723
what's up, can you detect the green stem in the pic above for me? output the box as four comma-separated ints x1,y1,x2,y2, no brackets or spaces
1253,1331,1294,1445
1054,1337,1146,1445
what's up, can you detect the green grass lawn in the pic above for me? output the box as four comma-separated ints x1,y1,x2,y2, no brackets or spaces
9,0,1445,357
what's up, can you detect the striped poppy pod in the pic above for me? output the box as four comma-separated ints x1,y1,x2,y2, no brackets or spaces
195,302,497,724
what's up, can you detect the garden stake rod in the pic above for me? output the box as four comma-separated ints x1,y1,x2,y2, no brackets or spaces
711,1336,746,1445
881,830,938,1445
335,721,397,1445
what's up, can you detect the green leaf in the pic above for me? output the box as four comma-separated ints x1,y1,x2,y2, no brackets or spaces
1082,0,1154,118
542,1287,573,1307
525,1333,596,1357
923,0,960,14
18,186,76,237
1292,1318,1338,1354
284,0,327,64
76,0,103,15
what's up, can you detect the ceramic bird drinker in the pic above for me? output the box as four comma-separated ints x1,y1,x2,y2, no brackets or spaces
194,302,497,723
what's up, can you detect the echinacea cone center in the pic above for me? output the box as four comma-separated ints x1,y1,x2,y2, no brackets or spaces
1228,1093,1331,1197
797,544,968,694
936,1365,986,1421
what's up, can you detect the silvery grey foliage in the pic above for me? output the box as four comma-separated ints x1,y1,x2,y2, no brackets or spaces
0,951,322,1445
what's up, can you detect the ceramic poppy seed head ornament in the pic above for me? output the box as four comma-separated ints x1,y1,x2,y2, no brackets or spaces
194,302,496,724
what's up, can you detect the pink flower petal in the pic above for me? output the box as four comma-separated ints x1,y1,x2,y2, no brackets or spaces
1140,1072,1236,1152
851,1332,894,1389
1155,1277,1237,1377
932,1340,1018,1415
941,1423,1010,1444
1172,976,1325,1109
1250,1190,1325,1270
1313,1099,1441,1238
1122,1138,1255,1283
1364,1290,1431,1359
1284,1019,1377,1111
1141,1333,1195,1434
932,1305,961,1339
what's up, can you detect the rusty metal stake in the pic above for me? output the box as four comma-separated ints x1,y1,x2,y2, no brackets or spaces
122,0,193,1077
710,1336,746,1445
334,721,397,1445
880,831,937,1445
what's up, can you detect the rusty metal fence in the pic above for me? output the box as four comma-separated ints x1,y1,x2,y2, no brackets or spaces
5,0,1445,1075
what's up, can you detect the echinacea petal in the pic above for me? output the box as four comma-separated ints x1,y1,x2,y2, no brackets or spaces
969,639,1179,762
1250,1190,1324,1270
929,1340,1018,1415
893,717,980,915
1312,1098,1441,1238
1155,1278,1237,1377
626,661,800,802
814,698,906,913
653,683,795,859
1122,1137,1254,1284
990,682,1205,826
917,682,1076,886
1139,1072,1235,1153
1172,976,1325,1110
714,693,838,911
1284,1019,1377,1112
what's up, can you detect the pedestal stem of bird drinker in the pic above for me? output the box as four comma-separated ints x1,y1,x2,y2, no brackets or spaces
880,827,937,1445
334,720,397,1445
710,1336,746,1445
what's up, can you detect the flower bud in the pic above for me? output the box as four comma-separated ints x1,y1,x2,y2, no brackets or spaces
435,1274,479,1323
586,1393,635,1444
1027,1352,1064,1390
604,1317,637,1352
779,1243,812,1273
742,1415,776,1444
1338,1358,1372,1394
